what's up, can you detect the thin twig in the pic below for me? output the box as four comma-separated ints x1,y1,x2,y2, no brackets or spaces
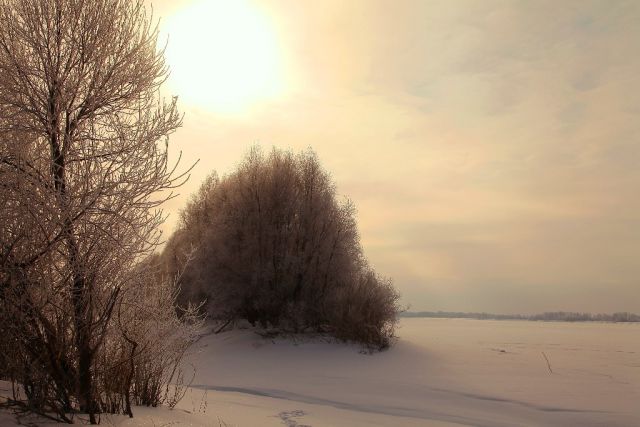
541,351,553,374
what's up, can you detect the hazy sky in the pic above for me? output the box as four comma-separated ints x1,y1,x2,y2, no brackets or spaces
150,0,640,314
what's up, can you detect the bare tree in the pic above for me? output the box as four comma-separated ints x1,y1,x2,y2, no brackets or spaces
0,0,191,422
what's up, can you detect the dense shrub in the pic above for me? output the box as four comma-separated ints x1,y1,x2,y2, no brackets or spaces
163,147,400,349
0,255,203,420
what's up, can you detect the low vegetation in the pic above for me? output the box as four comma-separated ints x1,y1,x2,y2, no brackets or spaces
403,311,640,322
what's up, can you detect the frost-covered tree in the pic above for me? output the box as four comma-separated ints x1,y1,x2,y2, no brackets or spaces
0,0,197,422
164,147,400,349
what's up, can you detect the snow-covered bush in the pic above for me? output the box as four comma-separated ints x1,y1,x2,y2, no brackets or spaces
163,146,400,349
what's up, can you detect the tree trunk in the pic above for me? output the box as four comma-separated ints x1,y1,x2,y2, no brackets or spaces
50,123,97,423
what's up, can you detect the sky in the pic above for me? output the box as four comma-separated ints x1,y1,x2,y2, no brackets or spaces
149,0,640,314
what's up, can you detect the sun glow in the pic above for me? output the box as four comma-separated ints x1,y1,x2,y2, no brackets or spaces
162,0,285,114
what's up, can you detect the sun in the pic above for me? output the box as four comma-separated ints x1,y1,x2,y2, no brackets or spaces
162,0,285,114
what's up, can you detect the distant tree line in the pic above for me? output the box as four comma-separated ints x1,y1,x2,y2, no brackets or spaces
161,147,401,349
402,311,640,322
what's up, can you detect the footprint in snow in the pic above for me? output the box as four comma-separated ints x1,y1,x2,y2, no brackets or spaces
277,409,311,427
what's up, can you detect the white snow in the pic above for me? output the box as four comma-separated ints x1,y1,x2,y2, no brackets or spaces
2,318,639,426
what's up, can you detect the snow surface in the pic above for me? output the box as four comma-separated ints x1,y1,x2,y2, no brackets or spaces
2,318,639,426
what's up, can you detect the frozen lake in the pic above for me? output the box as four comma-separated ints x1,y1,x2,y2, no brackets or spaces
4,318,639,426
